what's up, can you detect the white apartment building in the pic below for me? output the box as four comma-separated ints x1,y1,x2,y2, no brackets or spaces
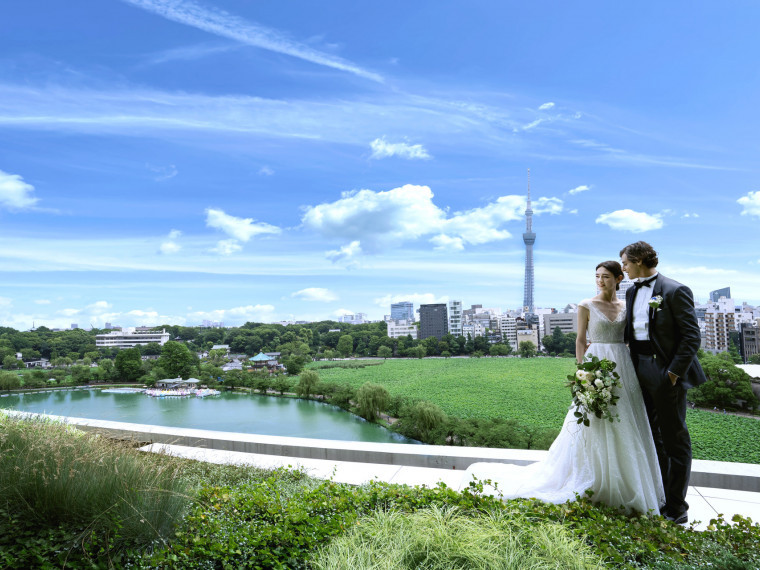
386,319,418,339
462,322,486,339
498,316,517,349
448,300,463,337
704,297,736,354
96,328,170,349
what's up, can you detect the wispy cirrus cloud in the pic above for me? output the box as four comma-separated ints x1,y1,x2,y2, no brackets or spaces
538,102,555,110
369,137,431,160
120,0,383,82
0,169,39,210
595,209,664,232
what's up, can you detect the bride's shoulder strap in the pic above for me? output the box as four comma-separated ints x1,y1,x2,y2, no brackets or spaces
578,298,592,310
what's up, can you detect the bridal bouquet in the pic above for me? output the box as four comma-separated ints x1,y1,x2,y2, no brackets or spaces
566,356,621,427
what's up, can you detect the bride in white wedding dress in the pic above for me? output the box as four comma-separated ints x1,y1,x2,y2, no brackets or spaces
460,261,665,515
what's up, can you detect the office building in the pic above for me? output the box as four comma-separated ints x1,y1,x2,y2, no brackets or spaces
710,287,731,303
390,302,414,322
740,323,759,363
419,304,448,340
543,312,578,336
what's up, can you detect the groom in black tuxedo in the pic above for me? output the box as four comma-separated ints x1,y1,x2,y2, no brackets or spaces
620,241,707,524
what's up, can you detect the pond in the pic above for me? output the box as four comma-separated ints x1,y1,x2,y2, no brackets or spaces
0,388,417,444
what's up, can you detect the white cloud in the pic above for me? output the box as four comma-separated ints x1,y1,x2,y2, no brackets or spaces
87,301,112,314
121,0,383,82
0,297,12,307
681,212,700,219
334,308,354,317
34,299,51,305
595,209,664,232
374,293,448,308
58,308,80,317
0,169,39,210
538,102,555,110
325,240,362,264
291,288,338,302
430,234,465,252
568,185,590,195
127,309,159,318
205,208,281,241
211,239,243,255
159,229,182,254
369,137,431,160
190,304,276,324
304,185,563,257
258,166,274,176
568,208,579,215
738,191,760,218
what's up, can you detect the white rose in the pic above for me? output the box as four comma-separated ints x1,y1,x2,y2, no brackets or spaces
594,379,604,389
595,370,603,379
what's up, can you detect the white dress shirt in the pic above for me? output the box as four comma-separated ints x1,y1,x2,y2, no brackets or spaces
632,273,658,341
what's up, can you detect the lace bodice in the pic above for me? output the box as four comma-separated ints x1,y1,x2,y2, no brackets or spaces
579,299,626,343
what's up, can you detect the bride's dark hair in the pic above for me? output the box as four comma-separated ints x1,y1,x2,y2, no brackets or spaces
596,260,624,290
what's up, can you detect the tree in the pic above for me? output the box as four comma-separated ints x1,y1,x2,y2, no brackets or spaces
355,382,390,422
518,341,537,358
489,343,510,356
0,371,21,390
377,346,392,359
749,354,760,365
158,341,198,379
295,370,319,399
114,348,142,382
337,335,354,358
2,355,19,370
284,355,306,375
404,401,447,441
272,376,292,395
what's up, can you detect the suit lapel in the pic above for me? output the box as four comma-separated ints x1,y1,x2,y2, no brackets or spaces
625,286,634,340
649,274,664,355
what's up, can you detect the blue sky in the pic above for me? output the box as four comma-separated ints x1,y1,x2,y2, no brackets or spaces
2,0,759,329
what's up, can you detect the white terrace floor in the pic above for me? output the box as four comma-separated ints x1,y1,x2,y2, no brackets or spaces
9,411,760,531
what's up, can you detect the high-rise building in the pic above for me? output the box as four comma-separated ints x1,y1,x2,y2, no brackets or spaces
448,300,463,337
709,287,731,302
740,323,759,363
704,297,735,354
499,315,518,349
522,169,536,317
419,304,448,340
386,319,418,339
543,313,578,336
391,302,414,322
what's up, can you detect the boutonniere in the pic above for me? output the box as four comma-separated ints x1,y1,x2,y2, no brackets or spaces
648,295,663,312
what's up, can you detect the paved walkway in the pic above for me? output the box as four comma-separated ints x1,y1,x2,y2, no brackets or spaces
142,443,760,531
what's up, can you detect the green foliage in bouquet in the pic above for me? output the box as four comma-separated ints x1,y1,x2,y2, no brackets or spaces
567,356,622,427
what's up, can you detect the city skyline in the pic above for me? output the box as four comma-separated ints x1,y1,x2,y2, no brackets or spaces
2,2,760,330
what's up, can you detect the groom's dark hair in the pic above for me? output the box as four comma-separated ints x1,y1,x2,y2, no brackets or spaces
620,241,659,268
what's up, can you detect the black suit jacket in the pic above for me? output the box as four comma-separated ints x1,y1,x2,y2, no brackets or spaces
625,273,707,390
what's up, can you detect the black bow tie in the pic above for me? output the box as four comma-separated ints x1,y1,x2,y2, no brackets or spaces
634,276,657,289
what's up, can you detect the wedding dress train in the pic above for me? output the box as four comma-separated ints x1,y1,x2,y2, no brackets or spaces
459,300,665,514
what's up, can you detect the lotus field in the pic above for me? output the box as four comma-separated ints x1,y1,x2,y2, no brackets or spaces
310,358,760,464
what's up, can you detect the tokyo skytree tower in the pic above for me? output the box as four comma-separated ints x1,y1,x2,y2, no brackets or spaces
522,169,536,315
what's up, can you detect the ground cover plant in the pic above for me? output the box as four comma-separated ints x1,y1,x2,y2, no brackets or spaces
2,417,759,569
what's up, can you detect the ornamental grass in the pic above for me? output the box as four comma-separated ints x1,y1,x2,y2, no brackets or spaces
0,413,191,553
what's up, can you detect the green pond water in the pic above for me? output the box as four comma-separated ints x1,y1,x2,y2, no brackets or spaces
0,389,417,444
